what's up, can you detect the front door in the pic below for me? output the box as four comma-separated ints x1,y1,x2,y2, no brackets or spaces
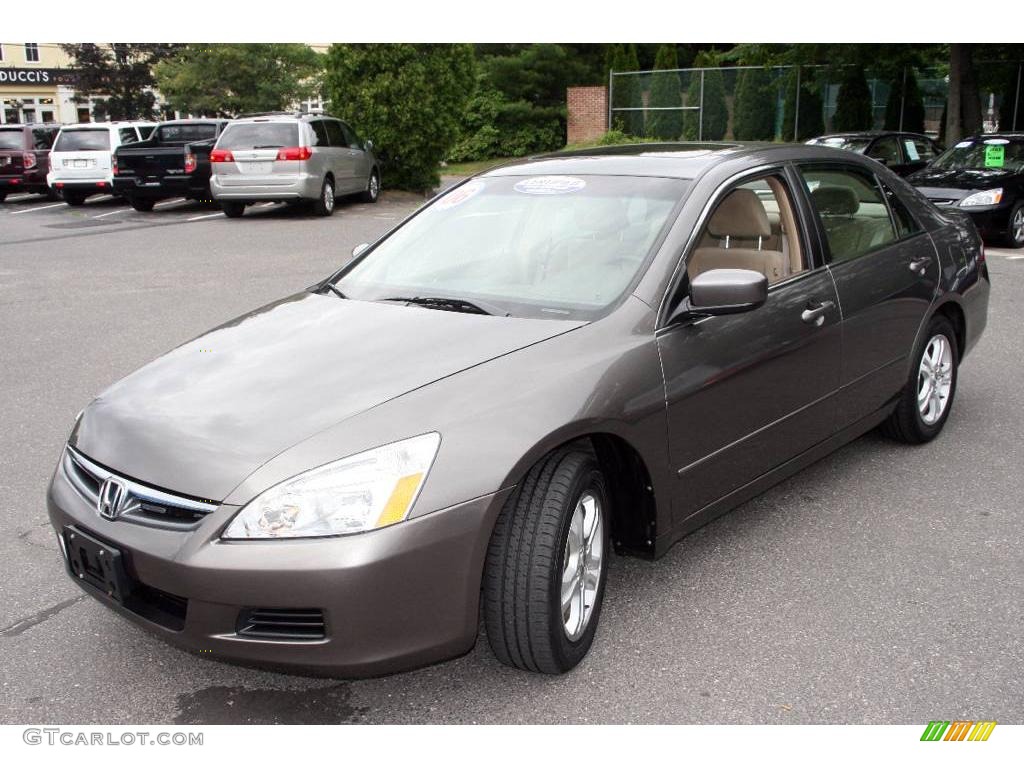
658,169,842,526
795,163,939,429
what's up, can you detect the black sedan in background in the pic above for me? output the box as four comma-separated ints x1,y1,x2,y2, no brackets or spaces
908,134,1024,248
807,131,944,177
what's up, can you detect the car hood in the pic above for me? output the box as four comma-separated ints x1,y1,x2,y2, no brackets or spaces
72,292,585,501
908,166,1016,191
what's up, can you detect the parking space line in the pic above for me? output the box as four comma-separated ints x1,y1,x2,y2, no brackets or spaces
186,212,224,222
9,202,66,215
153,198,186,208
92,208,132,219
1007,255,1024,261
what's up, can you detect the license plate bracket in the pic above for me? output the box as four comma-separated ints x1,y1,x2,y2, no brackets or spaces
62,526,131,603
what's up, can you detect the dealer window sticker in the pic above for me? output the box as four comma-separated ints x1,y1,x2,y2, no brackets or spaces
984,144,1005,168
435,179,485,210
904,140,919,161
513,176,587,195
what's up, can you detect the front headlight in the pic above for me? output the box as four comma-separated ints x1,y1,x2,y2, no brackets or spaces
222,433,440,539
960,188,1003,207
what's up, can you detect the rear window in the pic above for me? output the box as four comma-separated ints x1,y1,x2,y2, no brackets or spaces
218,122,299,150
156,123,219,144
0,129,23,150
54,129,111,152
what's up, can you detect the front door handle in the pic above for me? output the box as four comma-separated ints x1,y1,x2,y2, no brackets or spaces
909,257,931,276
801,300,835,326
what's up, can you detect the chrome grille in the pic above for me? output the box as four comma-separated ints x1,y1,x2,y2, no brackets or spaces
63,446,218,530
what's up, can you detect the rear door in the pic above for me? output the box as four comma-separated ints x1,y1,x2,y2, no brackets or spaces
326,120,359,192
214,121,300,187
658,166,842,524
795,163,939,429
340,120,371,192
0,127,27,176
51,128,114,180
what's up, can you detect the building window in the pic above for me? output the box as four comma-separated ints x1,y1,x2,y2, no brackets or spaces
0,44,6,62
25,43,40,63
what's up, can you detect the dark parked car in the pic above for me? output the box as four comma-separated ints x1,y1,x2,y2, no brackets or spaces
0,122,61,201
908,134,1024,248
807,131,944,176
49,143,988,676
113,119,229,211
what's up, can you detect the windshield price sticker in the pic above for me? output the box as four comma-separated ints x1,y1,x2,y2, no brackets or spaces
984,144,1005,168
514,176,587,195
435,179,485,209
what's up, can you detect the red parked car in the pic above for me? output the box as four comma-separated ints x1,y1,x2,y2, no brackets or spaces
0,123,62,201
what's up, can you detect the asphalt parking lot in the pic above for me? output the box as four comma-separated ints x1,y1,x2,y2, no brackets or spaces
1,188,1022,725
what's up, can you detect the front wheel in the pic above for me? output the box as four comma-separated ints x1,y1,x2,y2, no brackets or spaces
313,177,335,217
360,169,380,203
483,445,610,674
881,314,958,443
1004,203,1024,249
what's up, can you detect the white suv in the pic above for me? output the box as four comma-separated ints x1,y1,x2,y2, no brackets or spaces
48,122,156,205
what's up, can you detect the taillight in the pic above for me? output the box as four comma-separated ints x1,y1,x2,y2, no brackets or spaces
184,151,197,174
111,153,118,175
276,146,312,161
23,152,37,170
210,149,234,163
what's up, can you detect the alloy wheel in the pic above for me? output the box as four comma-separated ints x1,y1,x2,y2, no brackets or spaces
1012,207,1024,246
917,333,953,425
560,492,604,641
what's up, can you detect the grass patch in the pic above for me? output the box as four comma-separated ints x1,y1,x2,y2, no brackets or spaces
440,157,521,177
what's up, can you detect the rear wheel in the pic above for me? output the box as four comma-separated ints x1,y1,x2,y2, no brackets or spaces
881,314,958,444
221,202,245,218
63,191,85,206
44,187,61,201
483,445,610,674
1004,203,1024,249
129,198,155,212
313,177,335,216
0,192,6,203
360,169,380,203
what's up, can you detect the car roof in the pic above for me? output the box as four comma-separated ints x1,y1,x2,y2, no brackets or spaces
229,113,338,124
155,118,224,125
60,121,155,130
962,133,1024,141
812,131,933,140
482,141,865,180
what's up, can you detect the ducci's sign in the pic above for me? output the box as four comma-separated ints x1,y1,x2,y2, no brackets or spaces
0,68,76,86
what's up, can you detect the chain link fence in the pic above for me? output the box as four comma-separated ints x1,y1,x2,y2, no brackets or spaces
609,62,1023,142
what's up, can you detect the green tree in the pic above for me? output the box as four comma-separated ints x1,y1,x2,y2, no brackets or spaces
733,67,776,140
609,44,644,137
324,44,475,191
781,68,824,141
646,44,683,139
833,66,874,131
60,44,181,120
998,66,1022,131
154,44,322,117
883,69,925,133
682,56,728,140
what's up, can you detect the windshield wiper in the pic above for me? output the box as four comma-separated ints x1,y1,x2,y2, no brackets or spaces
381,296,504,316
319,283,346,299
253,144,283,149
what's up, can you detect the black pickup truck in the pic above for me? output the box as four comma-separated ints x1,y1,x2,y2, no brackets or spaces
113,119,228,211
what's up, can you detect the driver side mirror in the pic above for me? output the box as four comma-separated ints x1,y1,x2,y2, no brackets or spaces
352,242,370,258
668,268,768,324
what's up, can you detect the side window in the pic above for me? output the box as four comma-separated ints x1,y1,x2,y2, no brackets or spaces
867,135,901,165
880,180,922,239
908,137,939,163
340,122,361,149
799,166,898,263
118,127,138,144
310,120,329,146
325,120,345,147
688,173,806,285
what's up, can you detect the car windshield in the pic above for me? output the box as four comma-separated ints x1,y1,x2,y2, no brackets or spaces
333,174,688,320
0,129,23,150
930,138,1024,172
807,136,873,153
156,123,219,143
54,129,110,152
218,122,298,150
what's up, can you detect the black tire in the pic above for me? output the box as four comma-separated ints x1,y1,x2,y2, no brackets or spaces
129,198,155,212
360,169,380,203
0,191,6,203
881,314,959,444
1003,202,1024,249
44,187,61,201
313,177,336,217
221,202,245,218
483,445,611,674
63,192,86,206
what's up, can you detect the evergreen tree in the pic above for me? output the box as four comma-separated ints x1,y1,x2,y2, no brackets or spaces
733,67,776,140
646,45,683,139
682,64,728,140
833,66,874,131
883,69,925,133
999,68,1022,131
622,44,645,137
781,68,824,141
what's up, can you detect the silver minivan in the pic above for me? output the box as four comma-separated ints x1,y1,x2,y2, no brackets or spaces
209,113,381,218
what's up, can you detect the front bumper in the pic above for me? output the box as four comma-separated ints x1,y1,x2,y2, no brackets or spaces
210,172,321,202
47,453,508,676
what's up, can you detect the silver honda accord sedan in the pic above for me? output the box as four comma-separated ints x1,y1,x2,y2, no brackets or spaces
48,143,989,676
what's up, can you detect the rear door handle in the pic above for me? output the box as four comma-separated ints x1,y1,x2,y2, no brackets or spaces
801,300,835,326
909,257,931,276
